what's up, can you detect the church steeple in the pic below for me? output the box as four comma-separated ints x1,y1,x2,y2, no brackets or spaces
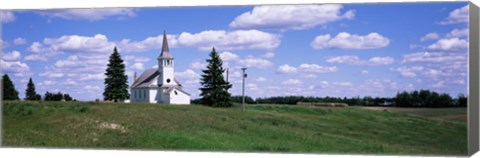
159,31,173,59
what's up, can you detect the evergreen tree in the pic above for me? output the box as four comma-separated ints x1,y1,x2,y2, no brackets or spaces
2,74,20,100
25,77,40,100
103,47,129,102
199,48,232,107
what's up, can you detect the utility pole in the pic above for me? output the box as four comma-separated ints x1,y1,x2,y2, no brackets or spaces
241,68,247,111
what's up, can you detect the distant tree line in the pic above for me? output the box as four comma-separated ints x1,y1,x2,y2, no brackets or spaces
224,90,467,107
2,74,76,102
44,91,74,101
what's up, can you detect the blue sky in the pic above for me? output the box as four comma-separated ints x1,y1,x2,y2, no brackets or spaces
1,2,469,101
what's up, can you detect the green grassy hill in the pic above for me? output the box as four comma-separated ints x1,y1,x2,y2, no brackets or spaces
2,101,467,156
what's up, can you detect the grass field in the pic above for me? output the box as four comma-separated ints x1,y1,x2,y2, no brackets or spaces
1,101,467,156
356,106,467,122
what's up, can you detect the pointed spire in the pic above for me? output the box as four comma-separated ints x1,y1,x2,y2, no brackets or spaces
159,30,173,59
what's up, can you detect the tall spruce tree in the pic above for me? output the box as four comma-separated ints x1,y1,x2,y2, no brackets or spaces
2,74,20,100
103,47,129,102
25,77,40,100
199,48,232,107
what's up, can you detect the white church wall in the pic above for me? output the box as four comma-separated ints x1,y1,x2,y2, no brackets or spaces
149,88,158,103
169,89,190,105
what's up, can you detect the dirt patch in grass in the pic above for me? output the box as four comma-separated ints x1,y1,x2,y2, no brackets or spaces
99,122,127,133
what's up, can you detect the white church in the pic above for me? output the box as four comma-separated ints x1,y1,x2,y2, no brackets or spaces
129,31,191,104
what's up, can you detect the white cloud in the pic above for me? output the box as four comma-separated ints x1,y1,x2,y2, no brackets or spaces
190,60,207,70
237,57,273,69
298,64,338,73
392,66,424,78
440,5,469,25
333,82,352,86
2,50,22,61
177,30,280,51
432,81,445,88
79,73,105,81
13,37,27,45
125,55,150,63
118,34,178,53
230,4,354,30
446,28,469,38
278,63,337,74
1,59,30,73
262,52,275,58
1,11,15,23
175,69,200,80
84,85,101,91
219,51,240,61
39,72,65,78
25,34,114,61
326,55,394,66
420,32,439,41
311,32,390,50
402,52,466,63
361,70,369,74
282,79,302,85
255,77,267,82
130,62,144,71
37,8,136,21
277,64,298,73
427,38,468,51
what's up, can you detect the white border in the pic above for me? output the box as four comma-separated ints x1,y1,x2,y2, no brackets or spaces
0,0,474,10
1,0,478,158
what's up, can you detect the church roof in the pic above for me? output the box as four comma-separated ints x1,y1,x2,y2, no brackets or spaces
131,68,183,88
164,85,191,96
158,31,173,59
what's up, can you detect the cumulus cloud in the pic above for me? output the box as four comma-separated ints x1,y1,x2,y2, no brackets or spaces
39,72,65,78
130,62,145,71
219,51,240,61
176,30,280,51
1,11,15,23
237,57,273,69
118,34,178,53
439,5,469,25
427,37,468,51
401,52,466,63
125,55,150,63
446,28,469,38
277,64,298,73
13,37,27,45
282,79,302,85
1,60,31,77
262,52,275,58
392,66,424,78
326,55,394,66
37,8,136,21
230,4,354,30
2,50,22,61
311,32,390,50
175,69,200,80
190,60,207,70
277,63,337,74
420,32,439,41
298,64,338,73
25,34,115,61
255,77,267,82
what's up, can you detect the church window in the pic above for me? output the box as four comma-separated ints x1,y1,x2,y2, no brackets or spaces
134,90,137,99
144,90,147,99
174,90,178,95
166,78,171,83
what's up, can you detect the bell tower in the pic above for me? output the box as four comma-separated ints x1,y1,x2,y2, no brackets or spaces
158,31,175,87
